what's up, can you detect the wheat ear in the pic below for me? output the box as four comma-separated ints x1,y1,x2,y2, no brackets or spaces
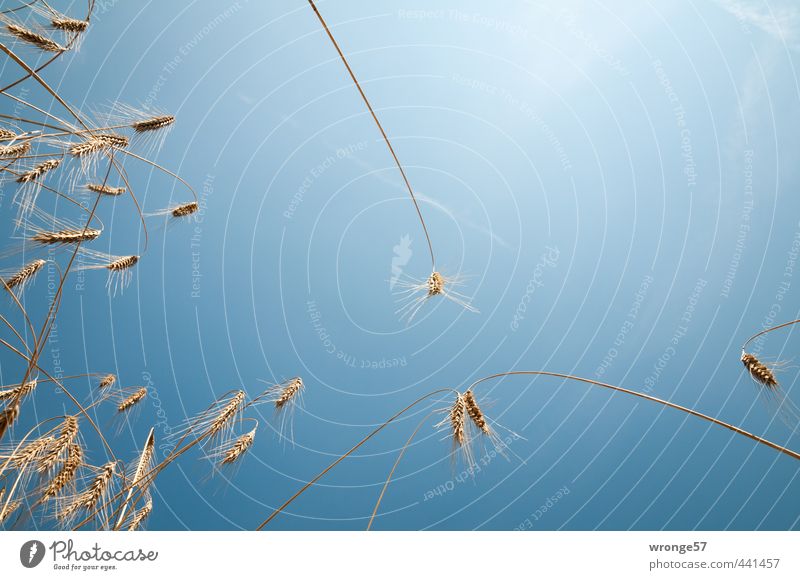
86,183,125,196
6,23,65,52
32,228,101,245
127,498,153,530
98,374,116,389
132,115,175,132
42,443,83,498
741,352,778,388
16,158,61,183
114,428,154,530
0,141,30,158
3,259,46,292
220,429,256,466
117,387,147,413
50,18,89,33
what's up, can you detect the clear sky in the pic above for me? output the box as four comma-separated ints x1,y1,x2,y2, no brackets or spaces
2,0,800,530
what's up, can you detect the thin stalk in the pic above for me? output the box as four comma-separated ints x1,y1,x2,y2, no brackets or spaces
306,0,435,268
743,319,800,350
467,371,800,461
255,388,455,530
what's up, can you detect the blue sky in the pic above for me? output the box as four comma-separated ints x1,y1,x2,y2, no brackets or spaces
2,0,800,530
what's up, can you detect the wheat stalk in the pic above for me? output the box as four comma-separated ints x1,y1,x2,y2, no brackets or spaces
31,228,101,245
0,128,15,140
132,115,174,132
86,183,125,195
16,158,61,183
6,23,65,52
305,0,436,268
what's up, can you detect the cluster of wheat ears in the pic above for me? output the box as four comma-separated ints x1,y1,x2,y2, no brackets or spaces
0,0,797,532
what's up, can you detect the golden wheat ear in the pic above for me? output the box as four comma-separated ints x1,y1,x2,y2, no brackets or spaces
257,377,305,446
0,141,31,158
209,422,258,473
741,351,778,387
0,403,20,441
146,201,198,220
116,387,147,414
114,428,156,530
58,461,117,524
3,21,65,52
75,249,140,295
127,498,153,531
432,392,476,468
37,416,79,473
741,351,800,430
86,183,125,196
0,379,37,403
41,443,83,500
2,259,46,296
132,115,175,133
97,374,116,390
395,271,478,323
49,17,89,34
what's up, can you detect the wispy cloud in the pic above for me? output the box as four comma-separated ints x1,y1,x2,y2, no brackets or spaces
714,0,800,48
